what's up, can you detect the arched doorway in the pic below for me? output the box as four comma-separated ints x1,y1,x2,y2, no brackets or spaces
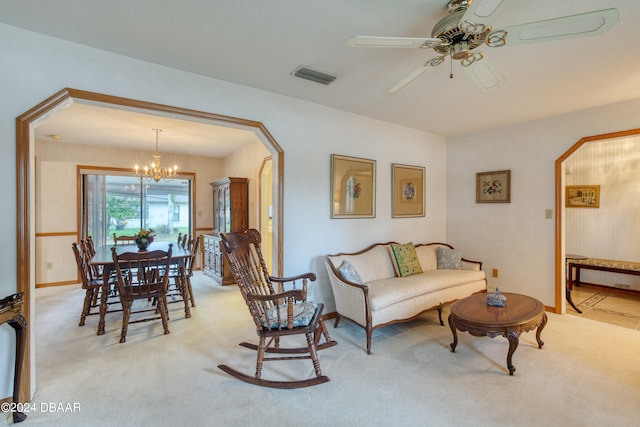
259,157,273,273
555,127,640,313
16,88,285,400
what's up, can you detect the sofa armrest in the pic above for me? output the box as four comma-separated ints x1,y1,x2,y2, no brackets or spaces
461,258,483,271
324,257,370,327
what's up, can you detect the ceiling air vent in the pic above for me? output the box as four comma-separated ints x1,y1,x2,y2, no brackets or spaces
291,65,336,85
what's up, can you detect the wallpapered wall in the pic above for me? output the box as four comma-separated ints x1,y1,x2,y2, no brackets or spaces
34,139,269,287
565,135,640,290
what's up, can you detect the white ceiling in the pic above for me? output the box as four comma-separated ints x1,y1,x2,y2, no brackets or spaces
35,102,261,158
3,0,640,152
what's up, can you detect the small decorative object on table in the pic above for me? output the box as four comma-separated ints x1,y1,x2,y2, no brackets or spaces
135,228,156,251
487,288,507,307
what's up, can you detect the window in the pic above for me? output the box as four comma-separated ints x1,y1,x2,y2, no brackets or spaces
81,170,192,247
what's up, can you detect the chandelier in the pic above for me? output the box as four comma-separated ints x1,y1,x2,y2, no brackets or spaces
135,129,178,182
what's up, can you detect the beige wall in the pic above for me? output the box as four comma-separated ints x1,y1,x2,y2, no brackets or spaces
34,139,265,286
221,141,271,229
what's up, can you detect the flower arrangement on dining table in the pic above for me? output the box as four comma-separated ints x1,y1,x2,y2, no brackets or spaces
135,229,156,249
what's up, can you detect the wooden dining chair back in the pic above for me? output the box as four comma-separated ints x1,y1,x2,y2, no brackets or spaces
180,234,189,249
72,242,103,326
111,245,173,343
113,233,137,246
83,236,96,256
182,235,199,307
80,236,104,279
217,228,336,388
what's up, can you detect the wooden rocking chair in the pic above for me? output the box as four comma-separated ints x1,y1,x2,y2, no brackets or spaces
218,229,337,389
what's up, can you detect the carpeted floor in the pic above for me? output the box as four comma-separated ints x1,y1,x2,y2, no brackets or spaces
15,273,640,426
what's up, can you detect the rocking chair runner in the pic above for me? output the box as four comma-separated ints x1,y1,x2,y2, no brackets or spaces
218,229,337,389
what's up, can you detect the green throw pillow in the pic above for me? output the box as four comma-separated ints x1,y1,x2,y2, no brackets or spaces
391,242,423,277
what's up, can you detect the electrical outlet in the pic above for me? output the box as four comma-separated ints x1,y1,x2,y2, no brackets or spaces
545,209,553,219
46,262,53,270
492,268,498,278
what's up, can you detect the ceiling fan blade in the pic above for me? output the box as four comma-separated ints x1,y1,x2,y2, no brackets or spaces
386,56,445,94
347,36,445,49
488,8,618,47
464,57,505,91
459,0,505,35
465,0,505,19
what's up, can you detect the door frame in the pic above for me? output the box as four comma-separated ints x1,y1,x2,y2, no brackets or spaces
554,127,640,313
16,87,285,400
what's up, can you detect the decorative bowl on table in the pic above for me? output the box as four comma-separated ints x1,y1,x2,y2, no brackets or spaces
135,229,156,251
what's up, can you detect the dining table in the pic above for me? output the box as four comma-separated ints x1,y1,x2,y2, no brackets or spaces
90,242,194,335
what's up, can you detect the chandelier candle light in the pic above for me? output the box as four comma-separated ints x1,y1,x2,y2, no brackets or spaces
135,129,178,182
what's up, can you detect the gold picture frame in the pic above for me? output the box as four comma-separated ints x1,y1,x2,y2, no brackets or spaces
331,154,376,218
566,185,600,208
476,170,511,203
392,163,425,218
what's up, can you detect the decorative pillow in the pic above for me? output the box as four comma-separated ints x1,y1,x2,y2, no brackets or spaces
436,247,462,270
338,260,363,284
390,242,423,277
263,301,318,329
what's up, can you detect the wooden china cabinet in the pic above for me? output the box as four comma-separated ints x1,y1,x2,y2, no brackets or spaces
203,177,248,284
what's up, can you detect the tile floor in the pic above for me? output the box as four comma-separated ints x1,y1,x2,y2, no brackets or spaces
568,283,640,330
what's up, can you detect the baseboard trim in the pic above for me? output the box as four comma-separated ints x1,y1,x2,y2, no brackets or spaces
36,280,77,288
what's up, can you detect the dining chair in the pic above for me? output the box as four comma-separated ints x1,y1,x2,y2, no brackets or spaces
80,237,104,283
113,233,137,246
111,245,173,343
182,236,199,307
179,233,189,249
71,242,107,326
217,228,337,388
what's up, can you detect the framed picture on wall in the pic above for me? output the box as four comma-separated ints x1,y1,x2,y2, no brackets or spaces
330,154,376,218
476,170,511,203
391,163,425,218
566,185,600,208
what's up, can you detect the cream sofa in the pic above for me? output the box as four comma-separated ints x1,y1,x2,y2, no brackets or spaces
325,242,487,354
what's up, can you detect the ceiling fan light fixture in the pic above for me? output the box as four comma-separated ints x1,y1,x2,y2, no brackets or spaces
450,42,471,60
291,65,336,85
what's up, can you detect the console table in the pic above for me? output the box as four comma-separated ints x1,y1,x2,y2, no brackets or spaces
568,257,640,290
0,292,27,423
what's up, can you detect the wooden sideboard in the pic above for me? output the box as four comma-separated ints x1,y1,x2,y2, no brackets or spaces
203,177,248,284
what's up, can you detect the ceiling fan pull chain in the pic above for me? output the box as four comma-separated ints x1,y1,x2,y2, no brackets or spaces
450,54,454,79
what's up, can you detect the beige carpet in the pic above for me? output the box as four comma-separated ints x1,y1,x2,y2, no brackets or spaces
15,273,640,426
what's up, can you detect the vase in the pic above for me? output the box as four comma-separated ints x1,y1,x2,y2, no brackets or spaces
487,288,507,307
137,241,149,251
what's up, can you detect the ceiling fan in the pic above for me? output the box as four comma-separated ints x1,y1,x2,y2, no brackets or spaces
347,0,618,93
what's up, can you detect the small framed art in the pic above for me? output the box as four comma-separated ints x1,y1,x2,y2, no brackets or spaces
330,154,376,218
476,170,511,203
566,185,600,208
392,163,425,218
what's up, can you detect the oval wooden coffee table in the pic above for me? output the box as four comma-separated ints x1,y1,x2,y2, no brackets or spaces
448,292,547,375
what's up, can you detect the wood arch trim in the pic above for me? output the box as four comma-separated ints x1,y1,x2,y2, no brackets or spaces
16,87,285,400
554,127,640,313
